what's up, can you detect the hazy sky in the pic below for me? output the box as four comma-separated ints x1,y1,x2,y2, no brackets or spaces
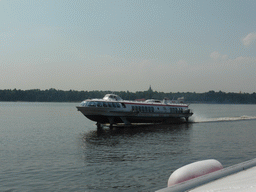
1,0,256,93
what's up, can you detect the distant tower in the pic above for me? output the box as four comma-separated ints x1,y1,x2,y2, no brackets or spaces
148,85,153,98
148,85,152,92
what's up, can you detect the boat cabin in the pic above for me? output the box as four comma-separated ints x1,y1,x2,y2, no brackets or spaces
103,94,122,101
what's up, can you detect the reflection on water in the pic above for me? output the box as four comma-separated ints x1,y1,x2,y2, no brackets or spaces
82,123,192,143
79,123,195,191
80,123,193,165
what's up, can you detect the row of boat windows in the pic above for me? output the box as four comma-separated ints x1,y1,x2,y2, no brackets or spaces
132,106,154,112
170,108,184,113
82,101,123,108
132,106,184,113
82,101,185,113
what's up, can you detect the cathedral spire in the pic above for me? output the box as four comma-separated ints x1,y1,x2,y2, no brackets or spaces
148,85,153,92
148,85,153,98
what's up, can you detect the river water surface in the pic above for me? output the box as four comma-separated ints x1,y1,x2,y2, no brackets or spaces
1,102,256,191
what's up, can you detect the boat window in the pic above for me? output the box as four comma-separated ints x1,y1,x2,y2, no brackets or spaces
121,103,126,108
112,102,117,108
88,102,96,107
145,106,148,112
139,106,141,112
108,102,112,107
96,102,103,107
80,101,87,107
116,103,121,108
152,107,154,112
103,102,107,107
135,106,138,111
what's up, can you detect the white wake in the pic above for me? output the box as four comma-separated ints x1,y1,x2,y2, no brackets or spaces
191,115,256,123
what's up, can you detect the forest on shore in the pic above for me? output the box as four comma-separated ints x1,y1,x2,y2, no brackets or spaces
0,88,256,104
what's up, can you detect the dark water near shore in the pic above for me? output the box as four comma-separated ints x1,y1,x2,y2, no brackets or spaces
1,102,256,192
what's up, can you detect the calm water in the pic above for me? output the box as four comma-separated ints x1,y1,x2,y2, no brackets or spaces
1,102,256,192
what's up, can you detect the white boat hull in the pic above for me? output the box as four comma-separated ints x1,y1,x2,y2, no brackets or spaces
76,94,193,126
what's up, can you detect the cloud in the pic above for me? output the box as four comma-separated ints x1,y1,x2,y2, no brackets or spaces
242,32,256,46
210,51,228,60
209,51,256,68
230,56,256,66
177,59,188,65
210,51,221,59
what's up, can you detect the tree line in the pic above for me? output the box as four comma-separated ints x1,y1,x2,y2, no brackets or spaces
0,88,256,104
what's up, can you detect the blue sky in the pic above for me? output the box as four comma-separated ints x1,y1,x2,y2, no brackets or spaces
1,0,256,93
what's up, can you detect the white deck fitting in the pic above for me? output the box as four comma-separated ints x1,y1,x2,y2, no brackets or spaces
156,158,256,192
190,166,256,191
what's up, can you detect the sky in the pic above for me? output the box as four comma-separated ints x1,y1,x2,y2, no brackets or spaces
1,0,256,93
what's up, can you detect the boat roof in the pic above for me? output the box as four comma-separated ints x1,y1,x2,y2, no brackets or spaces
85,94,188,107
103,94,123,101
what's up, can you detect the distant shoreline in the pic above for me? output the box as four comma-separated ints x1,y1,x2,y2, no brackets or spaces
1,101,255,105
1,89,256,104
